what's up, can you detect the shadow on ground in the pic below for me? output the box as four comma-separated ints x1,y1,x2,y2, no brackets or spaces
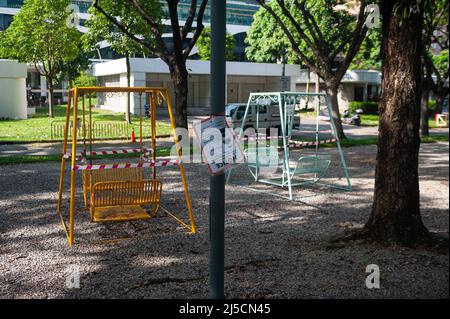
0,143,448,298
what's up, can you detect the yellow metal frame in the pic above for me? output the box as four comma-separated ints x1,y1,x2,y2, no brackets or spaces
57,87,197,247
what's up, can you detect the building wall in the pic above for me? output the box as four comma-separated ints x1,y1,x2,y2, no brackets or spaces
295,69,382,109
0,60,27,119
96,72,288,114
96,74,122,112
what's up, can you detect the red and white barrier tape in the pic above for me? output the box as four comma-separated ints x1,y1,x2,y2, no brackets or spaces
64,147,152,159
72,159,179,171
241,135,281,142
288,138,337,149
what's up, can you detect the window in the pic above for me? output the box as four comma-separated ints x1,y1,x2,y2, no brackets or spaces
354,86,364,102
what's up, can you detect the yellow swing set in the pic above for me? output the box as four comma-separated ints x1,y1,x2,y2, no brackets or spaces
56,86,196,247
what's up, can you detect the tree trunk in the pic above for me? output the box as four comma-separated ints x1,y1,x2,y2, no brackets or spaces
67,71,73,89
125,54,131,124
364,0,429,245
48,77,54,118
434,93,445,115
420,84,430,137
326,84,346,140
169,62,189,129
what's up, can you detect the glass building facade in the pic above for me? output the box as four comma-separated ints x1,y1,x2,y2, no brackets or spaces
1,0,259,60
174,0,259,26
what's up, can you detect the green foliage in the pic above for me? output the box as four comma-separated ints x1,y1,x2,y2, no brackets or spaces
432,50,449,77
245,0,358,66
83,1,160,57
73,71,96,87
245,3,300,64
349,101,379,115
2,0,81,74
57,52,91,87
428,99,437,113
0,31,6,59
350,27,382,70
197,26,235,61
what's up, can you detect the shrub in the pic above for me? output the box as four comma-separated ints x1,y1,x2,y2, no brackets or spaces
73,72,96,88
348,101,379,115
428,99,437,115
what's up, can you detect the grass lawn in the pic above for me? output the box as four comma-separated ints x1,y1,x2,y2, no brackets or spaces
296,108,317,118
361,114,439,128
0,103,172,143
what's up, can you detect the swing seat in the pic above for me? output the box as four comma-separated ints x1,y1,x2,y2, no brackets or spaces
82,167,143,209
290,155,332,176
83,168,162,223
90,179,163,223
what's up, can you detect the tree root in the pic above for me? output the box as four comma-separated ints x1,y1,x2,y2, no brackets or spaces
327,228,449,254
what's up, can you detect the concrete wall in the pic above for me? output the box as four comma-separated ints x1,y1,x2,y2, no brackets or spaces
295,70,382,112
0,60,27,119
92,58,313,114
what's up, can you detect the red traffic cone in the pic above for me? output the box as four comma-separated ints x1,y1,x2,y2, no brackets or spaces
131,128,136,143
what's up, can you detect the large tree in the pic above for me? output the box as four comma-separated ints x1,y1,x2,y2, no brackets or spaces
83,3,153,124
364,0,432,245
252,0,370,139
2,0,81,117
92,0,208,129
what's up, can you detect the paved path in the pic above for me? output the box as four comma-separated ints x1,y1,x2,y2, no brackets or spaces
0,115,448,157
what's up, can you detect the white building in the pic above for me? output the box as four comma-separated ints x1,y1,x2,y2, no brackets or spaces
92,57,382,114
92,58,300,114
0,59,28,119
295,69,382,112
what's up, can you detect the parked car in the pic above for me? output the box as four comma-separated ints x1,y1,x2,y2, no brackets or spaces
225,103,282,132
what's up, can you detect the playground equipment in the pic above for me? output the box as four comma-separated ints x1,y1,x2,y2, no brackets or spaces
57,87,196,247
227,92,352,200
435,113,449,128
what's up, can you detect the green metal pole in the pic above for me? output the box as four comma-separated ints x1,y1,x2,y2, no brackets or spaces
209,0,226,299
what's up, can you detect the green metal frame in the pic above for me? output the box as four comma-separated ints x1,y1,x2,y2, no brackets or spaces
227,92,352,200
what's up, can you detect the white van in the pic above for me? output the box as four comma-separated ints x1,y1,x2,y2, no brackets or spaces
225,103,282,131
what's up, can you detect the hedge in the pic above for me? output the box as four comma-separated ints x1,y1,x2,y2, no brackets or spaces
348,101,379,115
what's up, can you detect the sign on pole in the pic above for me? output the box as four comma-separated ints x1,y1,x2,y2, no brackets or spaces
194,115,245,176
280,76,290,92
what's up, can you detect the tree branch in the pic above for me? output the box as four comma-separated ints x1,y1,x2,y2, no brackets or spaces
255,0,319,75
294,0,327,53
181,0,197,41
335,3,368,81
128,0,167,55
183,0,208,60
92,0,160,55
274,0,323,60
167,0,183,61
33,61,45,77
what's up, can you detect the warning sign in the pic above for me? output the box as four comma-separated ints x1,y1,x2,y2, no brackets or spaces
193,115,245,176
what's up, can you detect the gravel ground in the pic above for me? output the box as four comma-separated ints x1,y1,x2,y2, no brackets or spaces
0,142,448,299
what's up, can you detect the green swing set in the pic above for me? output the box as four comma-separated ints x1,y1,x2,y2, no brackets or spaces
226,91,352,200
